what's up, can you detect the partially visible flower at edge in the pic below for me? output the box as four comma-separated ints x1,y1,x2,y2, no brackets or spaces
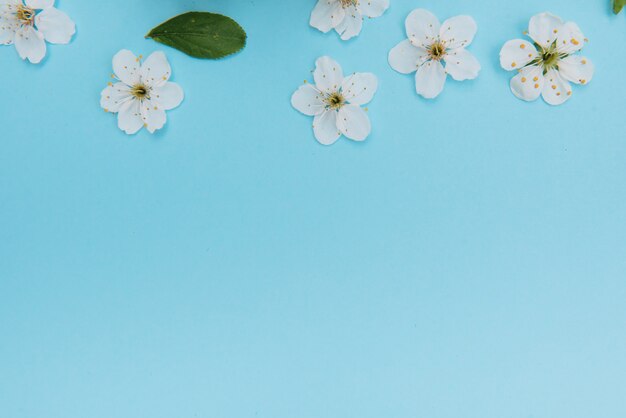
291,56,378,146
310,0,389,41
100,50,184,135
0,0,75,64
499,12,594,106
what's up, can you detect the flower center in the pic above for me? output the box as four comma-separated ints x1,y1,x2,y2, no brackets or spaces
130,84,150,100
537,41,564,73
17,5,35,26
325,92,345,110
428,41,446,61
340,0,357,8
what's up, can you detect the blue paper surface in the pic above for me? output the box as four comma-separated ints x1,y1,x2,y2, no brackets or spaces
1,1,626,417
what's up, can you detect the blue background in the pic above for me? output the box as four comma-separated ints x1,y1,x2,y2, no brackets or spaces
2,0,626,417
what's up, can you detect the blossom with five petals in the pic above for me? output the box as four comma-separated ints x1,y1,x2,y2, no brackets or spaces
0,0,75,64
500,12,594,105
310,0,389,41
100,50,184,135
291,56,378,145
388,9,481,99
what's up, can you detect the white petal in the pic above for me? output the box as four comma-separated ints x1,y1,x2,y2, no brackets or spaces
291,83,325,116
14,26,46,64
313,56,344,93
510,65,544,102
1,0,22,13
152,82,184,110
310,0,344,33
528,12,563,48
541,69,572,106
141,99,167,134
556,21,586,54
25,0,54,9
313,110,341,145
558,55,594,85
499,39,539,71
141,51,171,88
439,15,477,50
341,72,377,105
117,99,143,135
358,0,389,18
337,104,371,141
35,7,75,44
388,39,428,74
0,16,18,44
100,82,132,113
335,6,362,41
444,48,480,81
405,9,440,49
113,50,141,86
415,60,446,99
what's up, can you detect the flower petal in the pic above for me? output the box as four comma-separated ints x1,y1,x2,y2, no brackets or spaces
541,69,572,106
528,12,563,48
341,72,377,105
117,99,143,135
100,82,133,113
25,0,53,9
140,51,171,88
313,110,341,145
556,21,586,54
510,65,544,102
313,56,344,93
359,0,389,18
499,39,539,71
0,16,18,45
388,39,428,74
335,6,362,41
405,8,440,49
35,7,75,44
439,15,477,50
291,83,325,116
1,0,22,14
415,60,446,99
337,104,371,141
141,99,167,134
558,55,594,85
152,82,184,111
14,26,46,64
113,49,141,86
310,0,344,33
444,48,480,81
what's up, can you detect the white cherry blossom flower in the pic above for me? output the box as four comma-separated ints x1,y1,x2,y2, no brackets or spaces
388,9,481,99
100,50,184,135
0,0,75,64
291,56,378,146
310,0,389,41
500,12,594,106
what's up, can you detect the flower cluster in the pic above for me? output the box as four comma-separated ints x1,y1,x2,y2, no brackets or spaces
293,8,595,146
2,1,597,139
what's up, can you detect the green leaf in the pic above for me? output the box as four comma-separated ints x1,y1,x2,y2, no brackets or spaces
146,12,246,59
614,0,626,14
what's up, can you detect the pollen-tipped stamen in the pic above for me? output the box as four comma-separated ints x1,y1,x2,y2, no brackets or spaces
428,41,447,61
17,5,35,26
325,92,345,110
130,84,150,100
